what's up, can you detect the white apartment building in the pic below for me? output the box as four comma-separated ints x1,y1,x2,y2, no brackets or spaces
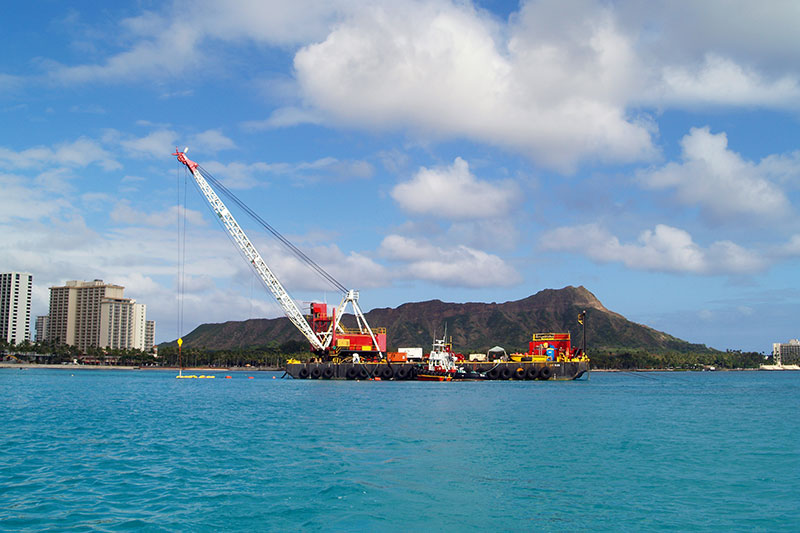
0,272,33,345
772,339,800,365
99,299,150,351
131,303,147,351
99,297,134,350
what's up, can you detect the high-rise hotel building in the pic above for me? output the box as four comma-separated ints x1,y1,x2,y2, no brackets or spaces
48,280,154,352
0,272,33,345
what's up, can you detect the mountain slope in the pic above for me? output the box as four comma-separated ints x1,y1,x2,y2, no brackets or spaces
167,286,713,353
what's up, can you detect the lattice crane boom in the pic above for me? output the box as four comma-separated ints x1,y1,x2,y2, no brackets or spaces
173,148,326,352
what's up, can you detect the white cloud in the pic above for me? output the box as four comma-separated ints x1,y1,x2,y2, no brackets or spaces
541,223,766,275
0,137,120,171
201,156,374,189
119,129,178,159
47,1,348,84
295,157,374,180
391,157,518,220
0,73,24,93
776,234,800,258
188,129,236,153
637,127,792,220
658,54,800,108
446,218,520,252
111,202,207,228
294,1,656,172
200,160,278,189
35,1,800,172
379,234,521,287
615,2,800,79
241,107,325,130
0,173,71,222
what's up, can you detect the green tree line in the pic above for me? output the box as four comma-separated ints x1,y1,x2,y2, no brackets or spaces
589,349,769,370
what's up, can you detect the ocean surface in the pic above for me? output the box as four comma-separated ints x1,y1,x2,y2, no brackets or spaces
1,368,798,532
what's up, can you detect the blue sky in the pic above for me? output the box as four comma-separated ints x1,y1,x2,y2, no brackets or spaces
3,1,800,352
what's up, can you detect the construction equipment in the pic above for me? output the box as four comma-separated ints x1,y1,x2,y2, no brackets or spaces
173,148,386,360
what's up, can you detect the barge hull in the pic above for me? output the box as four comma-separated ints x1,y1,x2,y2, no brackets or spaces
285,361,589,381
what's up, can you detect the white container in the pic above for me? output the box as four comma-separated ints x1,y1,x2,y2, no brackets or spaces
398,347,424,360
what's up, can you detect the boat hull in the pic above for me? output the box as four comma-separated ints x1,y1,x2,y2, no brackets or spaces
285,361,589,381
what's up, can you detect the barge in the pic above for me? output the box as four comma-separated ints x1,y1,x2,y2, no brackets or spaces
285,359,589,381
285,332,590,381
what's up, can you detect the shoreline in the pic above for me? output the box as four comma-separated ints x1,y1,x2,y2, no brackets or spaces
1,363,778,372
0,363,283,371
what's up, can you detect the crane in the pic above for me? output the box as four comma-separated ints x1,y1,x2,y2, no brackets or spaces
173,148,386,359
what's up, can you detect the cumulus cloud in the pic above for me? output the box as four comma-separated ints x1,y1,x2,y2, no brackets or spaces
0,173,72,222
541,223,766,275
658,54,800,108
241,107,325,130
294,1,655,172
776,234,800,258
0,137,120,171
188,129,236,153
391,157,519,220
201,156,373,189
637,127,792,220
47,1,348,84
446,218,520,252
119,129,178,159
111,202,207,228
379,234,521,287
35,1,800,171
0,73,24,93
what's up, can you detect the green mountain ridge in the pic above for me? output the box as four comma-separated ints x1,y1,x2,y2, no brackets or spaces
165,286,716,354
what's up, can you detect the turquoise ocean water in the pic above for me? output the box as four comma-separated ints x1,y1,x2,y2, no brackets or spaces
1,369,798,531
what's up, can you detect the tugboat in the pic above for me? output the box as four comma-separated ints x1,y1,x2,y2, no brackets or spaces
416,333,459,381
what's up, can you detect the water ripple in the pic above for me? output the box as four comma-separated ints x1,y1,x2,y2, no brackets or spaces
1,369,798,531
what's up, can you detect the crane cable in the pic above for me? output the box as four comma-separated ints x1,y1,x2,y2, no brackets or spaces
196,165,348,294
176,164,188,370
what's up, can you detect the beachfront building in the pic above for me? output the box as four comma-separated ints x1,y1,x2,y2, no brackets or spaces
0,272,33,345
144,320,155,353
99,297,135,350
99,300,150,351
35,315,49,343
772,339,800,366
48,280,155,352
48,280,124,350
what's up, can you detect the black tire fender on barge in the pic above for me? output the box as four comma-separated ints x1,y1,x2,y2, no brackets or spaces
526,366,539,380
395,366,410,380
379,366,393,380
310,367,321,379
298,367,310,379
346,367,358,380
487,367,500,380
539,366,553,380
514,367,526,380
322,367,334,379
499,366,512,380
